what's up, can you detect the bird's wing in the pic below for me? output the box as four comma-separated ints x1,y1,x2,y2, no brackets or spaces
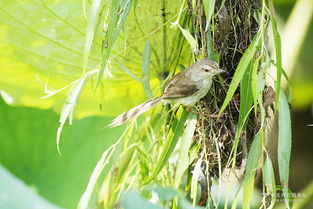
162,72,199,99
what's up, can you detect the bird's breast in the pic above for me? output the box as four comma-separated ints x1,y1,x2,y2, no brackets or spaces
195,79,212,99
173,79,212,106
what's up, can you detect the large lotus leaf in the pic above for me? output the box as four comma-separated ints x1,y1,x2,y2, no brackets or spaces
0,98,125,208
0,0,190,117
0,166,62,209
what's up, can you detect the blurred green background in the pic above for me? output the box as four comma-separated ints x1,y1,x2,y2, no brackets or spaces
0,0,312,208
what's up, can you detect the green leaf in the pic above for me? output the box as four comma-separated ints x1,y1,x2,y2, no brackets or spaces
278,91,291,184
97,0,132,87
118,63,142,82
242,133,262,209
239,62,253,129
122,190,165,209
203,0,215,29
257,70,266,126
152,187,177,201
57,73,89,154
251,56,261,116
142,41,153,98
83,0,102,73
178,25,198,54
244,134,262,179
122,187,205,209
263,154,276,209
117,144,137,182
218,34,261,117
143,110,189,184
174,113,197,188
278,90,292,209
191,155,202,205
137,146,150,179
0,98,124,208
0,0,188,117
152,187,205,209
0,166,62,209
79,123,134,209
270,16,283,113
203,0,216,57
189,142,201,165
228,64,259,182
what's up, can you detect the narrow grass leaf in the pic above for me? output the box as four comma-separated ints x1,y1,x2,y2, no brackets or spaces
115,0,132,33
174,113,197,188
189,143,201,165
97,0,119,86
78,146,114,209
263,154,276,209
242,133,262,209
191,155,202,205
270,16,283,113
216,0,226,15
117,144,137,182
278,90,292,208
251,56,261,116
97,0,131,87
202,0,215,30
206,31,213,58
281,67,291,85
178,25,198,54
142,41,153,98
79,123,134,209
230,187,241,209
218,34,260,117
35,75,75,99
242,179,255,209
137,146,150,179
224,87,259,208
143,111,189,184
57,76,86,154
257,71,266,127
239,62,253,129
83,0,102,73
118,63,142,82
56,70,99,154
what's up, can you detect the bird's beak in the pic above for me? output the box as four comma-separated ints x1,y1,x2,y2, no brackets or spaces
215,68,227,74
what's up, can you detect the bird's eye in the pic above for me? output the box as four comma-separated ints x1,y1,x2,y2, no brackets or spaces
205,69,210,73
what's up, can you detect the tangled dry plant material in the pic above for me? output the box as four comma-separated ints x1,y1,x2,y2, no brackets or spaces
189,0,275,187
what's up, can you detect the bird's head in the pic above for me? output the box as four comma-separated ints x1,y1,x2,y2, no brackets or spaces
194,58,226,79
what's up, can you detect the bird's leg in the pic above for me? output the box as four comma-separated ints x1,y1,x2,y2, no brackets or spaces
186,106,220,118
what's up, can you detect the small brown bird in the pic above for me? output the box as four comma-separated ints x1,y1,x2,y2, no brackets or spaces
109,59,225,127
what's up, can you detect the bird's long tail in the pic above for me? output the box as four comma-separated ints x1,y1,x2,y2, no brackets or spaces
108,96,162,127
